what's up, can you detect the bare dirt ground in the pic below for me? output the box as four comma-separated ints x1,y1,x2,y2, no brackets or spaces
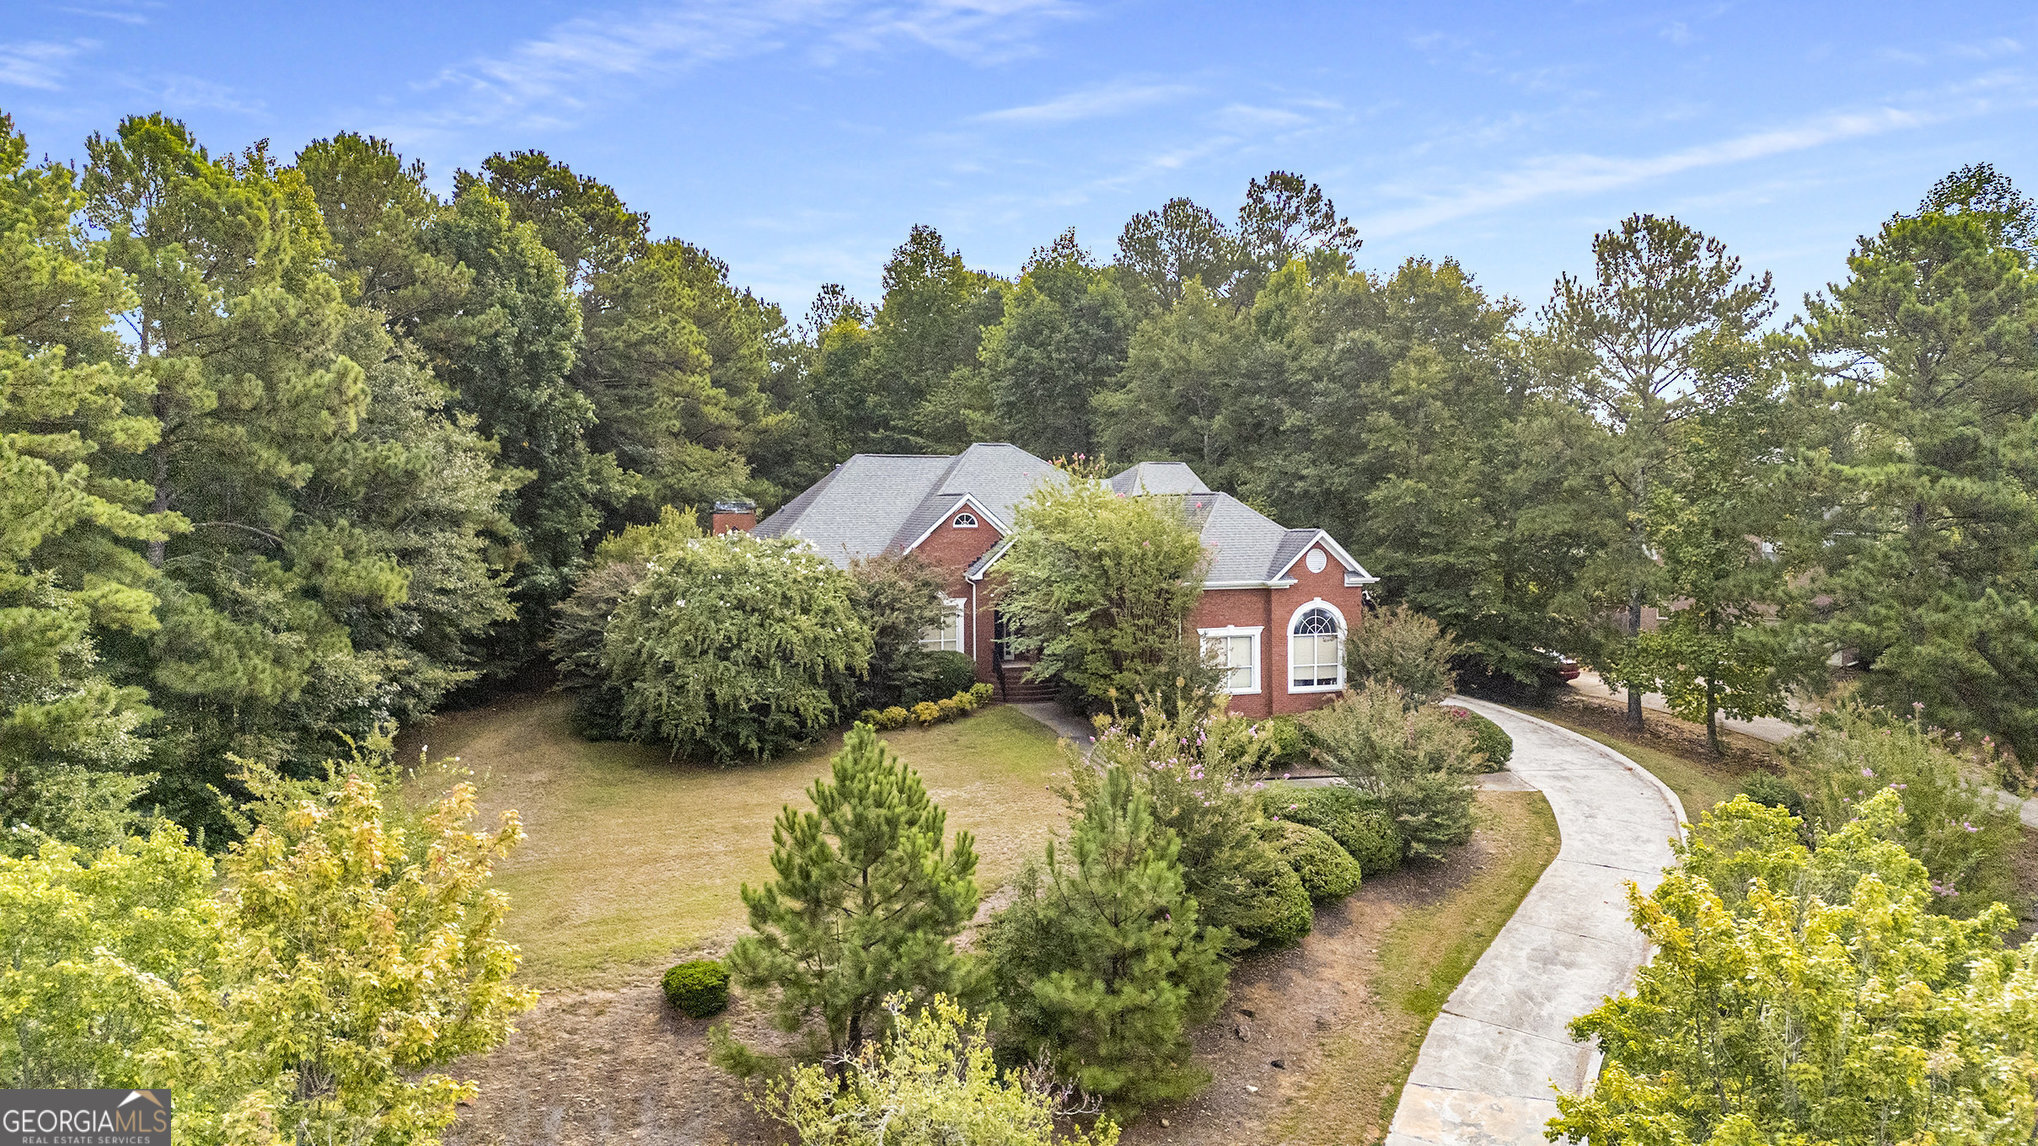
446,791,1557,1146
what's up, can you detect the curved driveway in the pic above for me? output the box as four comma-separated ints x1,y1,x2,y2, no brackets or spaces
1386,698,1687,1146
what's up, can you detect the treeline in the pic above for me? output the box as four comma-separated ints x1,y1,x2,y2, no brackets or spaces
7,104,2038,855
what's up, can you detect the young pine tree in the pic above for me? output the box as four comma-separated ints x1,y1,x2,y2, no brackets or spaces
727,725,979,1059
987,765,1230,1111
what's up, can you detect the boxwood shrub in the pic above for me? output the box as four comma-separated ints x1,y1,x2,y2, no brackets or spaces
1265,785,1403,876
907,650,981,705
1261,819,1362,899
1446,707,1512,772
1230,856,1314,948
661,958,730,1018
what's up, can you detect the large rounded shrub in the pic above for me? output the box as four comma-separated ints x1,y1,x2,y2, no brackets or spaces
601,533,873,763
661,959,730,1018
1260,819,1362,899
1446,707,1513,772
1229,856,1314,947
909,650,980,705
1265,785,1402,876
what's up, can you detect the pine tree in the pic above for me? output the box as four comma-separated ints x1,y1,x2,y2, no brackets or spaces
727,724,979,1059
986,765,1229,1110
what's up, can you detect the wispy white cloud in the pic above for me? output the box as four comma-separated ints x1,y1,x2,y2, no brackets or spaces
975,79,1193,125
390,0,1080,140
1356,86,2024,239
57,2,158,26
1209,102,1309,132
0,39,92,90
148,74,265,116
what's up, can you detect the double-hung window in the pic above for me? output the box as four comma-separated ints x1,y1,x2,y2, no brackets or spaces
1288,603,1345,692
1199,626,1261,694
921,598,966,653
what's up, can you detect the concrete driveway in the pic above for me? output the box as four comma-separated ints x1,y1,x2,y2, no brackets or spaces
1386,698,1686,1146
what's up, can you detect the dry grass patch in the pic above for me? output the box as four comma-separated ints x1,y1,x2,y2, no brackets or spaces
404,695,1071,988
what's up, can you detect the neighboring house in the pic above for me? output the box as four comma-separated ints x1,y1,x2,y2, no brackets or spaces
750,443,1376,716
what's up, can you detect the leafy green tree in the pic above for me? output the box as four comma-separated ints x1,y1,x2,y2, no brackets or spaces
981,232,1132,457
0,112,161,847
427,180,618,669
599,531,871,761
1095,280,1248,469
756,994,1120,1146
1540,214,1778,732
296,133,524,723
1921,160,2037,255
1305,683,1479,862
728,725,980,1059
1627,389,1808,755
549,507,703,737
462,150,648,291
986,764,1229,1111
1551,791,2037,1145
996,471,1210,711
1796,188,2038,769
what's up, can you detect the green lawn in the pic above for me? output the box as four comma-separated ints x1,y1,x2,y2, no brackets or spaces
408,696,1072,987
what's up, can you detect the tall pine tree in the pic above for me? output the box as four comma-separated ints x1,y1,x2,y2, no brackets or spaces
727,724,979,1059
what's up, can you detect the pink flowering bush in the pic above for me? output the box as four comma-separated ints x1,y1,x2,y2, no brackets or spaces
1787,703,2019,916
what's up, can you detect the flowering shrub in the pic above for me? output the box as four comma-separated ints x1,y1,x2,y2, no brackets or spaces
1787,703,2019,916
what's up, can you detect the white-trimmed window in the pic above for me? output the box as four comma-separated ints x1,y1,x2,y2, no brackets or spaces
1199,626,1262,694
921,598,967,652
1288,601,1346,692
952,512,979,528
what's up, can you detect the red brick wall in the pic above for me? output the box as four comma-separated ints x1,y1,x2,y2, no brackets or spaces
902,509,1004,683
1190,541,1368,719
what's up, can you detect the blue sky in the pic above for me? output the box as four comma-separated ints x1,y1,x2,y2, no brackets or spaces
6,2,2037,322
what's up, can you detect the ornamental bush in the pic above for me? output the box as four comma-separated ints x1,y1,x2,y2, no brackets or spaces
1346,604,1461,706
968,682,993,705
847,552,950,710
1306,683,1481,863
1265,785,1403,877
661,959,730,1018
601,532,873,763
1738,771,1809,825
1260,819,1362,899
936,697,961,721
911,701,941,727
1445,707,1512,772
1787,704,2019,915
910,650,982,706
878,706,911,730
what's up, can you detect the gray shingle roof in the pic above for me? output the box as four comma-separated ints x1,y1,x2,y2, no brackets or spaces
755,446,1373,584
1109,461,1213,497
753,444,1062,567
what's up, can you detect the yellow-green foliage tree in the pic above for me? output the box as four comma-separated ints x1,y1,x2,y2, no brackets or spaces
0,761,533,1145
1551,791,2038,1144
756,994,1119,1146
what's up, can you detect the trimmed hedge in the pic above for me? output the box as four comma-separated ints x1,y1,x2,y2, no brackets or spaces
661,959,730,1018
1265,785,1403,876
1446,707,1512,773
1229,856,1314,948
1261,819,1362,900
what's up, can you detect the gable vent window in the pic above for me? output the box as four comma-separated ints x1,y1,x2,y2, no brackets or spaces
952,512,979,528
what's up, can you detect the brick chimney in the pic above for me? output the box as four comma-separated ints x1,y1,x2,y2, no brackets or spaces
711,498,757,535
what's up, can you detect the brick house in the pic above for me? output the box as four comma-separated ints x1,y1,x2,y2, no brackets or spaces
750,443,1376,717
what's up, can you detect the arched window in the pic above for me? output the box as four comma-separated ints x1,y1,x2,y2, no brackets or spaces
1289,602,1345,691
953,512,979,528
